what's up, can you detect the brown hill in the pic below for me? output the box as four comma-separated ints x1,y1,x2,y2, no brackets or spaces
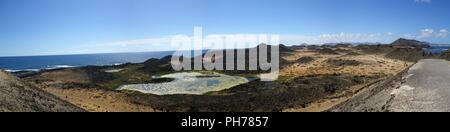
391,38,431,48
140,44,289,74
385,47,427,62
0,70,84,112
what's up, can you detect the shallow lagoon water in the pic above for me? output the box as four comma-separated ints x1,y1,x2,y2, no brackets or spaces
118,72,250,95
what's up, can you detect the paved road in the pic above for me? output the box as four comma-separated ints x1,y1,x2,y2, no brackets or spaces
389,59,450,112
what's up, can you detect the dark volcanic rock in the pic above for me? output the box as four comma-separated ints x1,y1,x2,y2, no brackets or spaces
279,44,295,53
316,48,340,55
0,70,84,112
141,56,175,73
441,50,450,61
355,44,395,54
327,59,363,66
82,66,116,83
10,70,40,78
335,43,353,48
297,56,315,64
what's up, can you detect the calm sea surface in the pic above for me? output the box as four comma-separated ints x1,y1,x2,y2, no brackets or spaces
0,51,174,72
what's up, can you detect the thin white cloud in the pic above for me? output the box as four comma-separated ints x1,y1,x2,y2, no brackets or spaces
415,0,432,3
420,29,434,38
280,33,392,45
52,36,176,55
401,34,417,39
436,29,448,38
386,32,394,36
417,28,448,39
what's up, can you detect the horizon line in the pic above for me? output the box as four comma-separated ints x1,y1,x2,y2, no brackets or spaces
2,38,450,57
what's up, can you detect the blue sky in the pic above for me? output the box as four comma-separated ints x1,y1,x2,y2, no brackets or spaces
0,0,449,56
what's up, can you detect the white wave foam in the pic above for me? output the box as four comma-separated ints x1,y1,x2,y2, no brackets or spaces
4,65,76,73
45,65,76,70
4,69,40,73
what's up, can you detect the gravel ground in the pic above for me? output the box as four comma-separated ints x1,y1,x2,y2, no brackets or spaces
0,70,84,112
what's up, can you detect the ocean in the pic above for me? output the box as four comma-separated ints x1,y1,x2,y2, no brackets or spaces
426,46,450,54
0,51,175,72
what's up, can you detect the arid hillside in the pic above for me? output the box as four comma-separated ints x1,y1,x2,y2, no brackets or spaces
0,70,84,112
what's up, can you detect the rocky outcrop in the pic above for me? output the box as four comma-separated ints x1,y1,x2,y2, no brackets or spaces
441,50,450,61
0,70,84,112
141,55,174,73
